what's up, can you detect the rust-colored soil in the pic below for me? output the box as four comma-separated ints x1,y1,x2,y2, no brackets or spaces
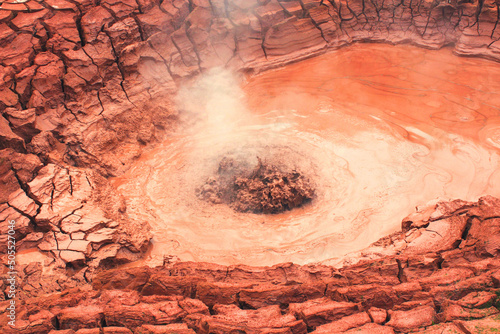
1,0,500,333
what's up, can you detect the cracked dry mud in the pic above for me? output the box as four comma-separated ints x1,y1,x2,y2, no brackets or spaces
1,0,500,333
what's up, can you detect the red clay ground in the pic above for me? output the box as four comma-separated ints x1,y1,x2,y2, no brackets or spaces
1,0,500,333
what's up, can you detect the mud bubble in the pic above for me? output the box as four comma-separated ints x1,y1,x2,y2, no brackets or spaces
197,157,315,214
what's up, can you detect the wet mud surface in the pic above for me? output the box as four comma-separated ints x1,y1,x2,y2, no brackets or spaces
112,43,500,267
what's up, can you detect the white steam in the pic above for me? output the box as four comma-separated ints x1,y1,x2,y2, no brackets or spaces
176,67,252,137
174,68,283,179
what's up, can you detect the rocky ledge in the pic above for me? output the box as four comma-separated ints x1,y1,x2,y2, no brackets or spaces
1,0,500,279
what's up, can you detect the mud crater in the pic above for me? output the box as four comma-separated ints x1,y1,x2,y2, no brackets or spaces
113,45,500,266
197,156,315,214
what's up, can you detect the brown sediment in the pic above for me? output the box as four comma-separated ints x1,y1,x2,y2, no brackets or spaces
0,0,500,332
197,157,314,214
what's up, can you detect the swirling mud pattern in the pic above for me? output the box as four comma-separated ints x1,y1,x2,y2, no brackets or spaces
113,43,500,266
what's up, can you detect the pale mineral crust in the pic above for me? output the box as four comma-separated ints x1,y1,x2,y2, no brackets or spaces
1,0,500,333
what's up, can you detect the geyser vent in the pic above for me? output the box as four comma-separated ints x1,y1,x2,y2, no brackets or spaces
197,157,315,214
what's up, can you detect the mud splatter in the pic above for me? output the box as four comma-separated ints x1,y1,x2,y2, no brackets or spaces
197,157,314,214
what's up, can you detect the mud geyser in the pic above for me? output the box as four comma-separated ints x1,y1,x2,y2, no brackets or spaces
197,157,314,214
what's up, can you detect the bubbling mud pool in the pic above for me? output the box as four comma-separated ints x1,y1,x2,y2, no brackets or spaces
112,43,500,267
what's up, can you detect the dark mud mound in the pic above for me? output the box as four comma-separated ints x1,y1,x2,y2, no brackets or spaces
197,157,314,214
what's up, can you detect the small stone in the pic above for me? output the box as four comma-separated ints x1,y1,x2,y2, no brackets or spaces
135,323,196,334
368,307,387,324
75,329,101,334
86,228,115,243
4,108,39,140
311,312,371,333
71,232,86,240
59,250,86,264
0,115,25,151
386,306,436,331
102,327,133,334
56,232,72,250
68,240,92,254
